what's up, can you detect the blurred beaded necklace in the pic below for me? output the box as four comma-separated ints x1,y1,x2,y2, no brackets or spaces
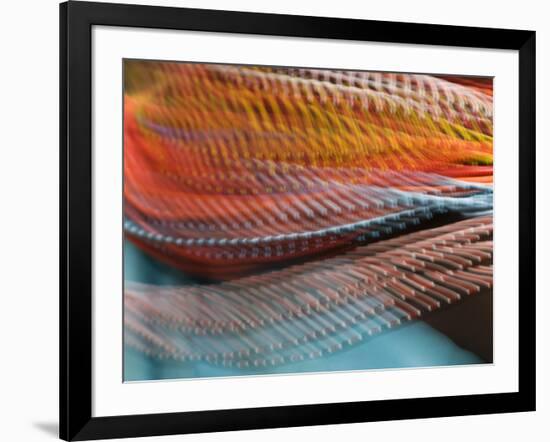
123,62,493,370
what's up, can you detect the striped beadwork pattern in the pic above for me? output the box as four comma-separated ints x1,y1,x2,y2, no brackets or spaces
123,61,493,369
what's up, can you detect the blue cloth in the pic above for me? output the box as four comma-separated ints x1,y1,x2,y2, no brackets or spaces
123,241,482,381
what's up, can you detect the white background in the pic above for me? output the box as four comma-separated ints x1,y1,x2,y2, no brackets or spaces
93,26,518,417
0,0,547,441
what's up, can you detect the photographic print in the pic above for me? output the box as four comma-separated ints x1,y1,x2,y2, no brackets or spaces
122,60,493,381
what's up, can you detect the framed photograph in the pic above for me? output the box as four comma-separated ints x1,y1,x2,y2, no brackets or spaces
60,1,536,440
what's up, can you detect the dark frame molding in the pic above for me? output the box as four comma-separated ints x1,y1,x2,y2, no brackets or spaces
60,1,536,440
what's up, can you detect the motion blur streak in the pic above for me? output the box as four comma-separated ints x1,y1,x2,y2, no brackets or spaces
123,61,493,372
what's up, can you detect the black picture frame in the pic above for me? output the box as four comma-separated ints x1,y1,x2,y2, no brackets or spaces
60,1,536,440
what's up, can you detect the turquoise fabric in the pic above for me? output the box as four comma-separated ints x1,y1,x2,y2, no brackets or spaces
123,241,482,381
